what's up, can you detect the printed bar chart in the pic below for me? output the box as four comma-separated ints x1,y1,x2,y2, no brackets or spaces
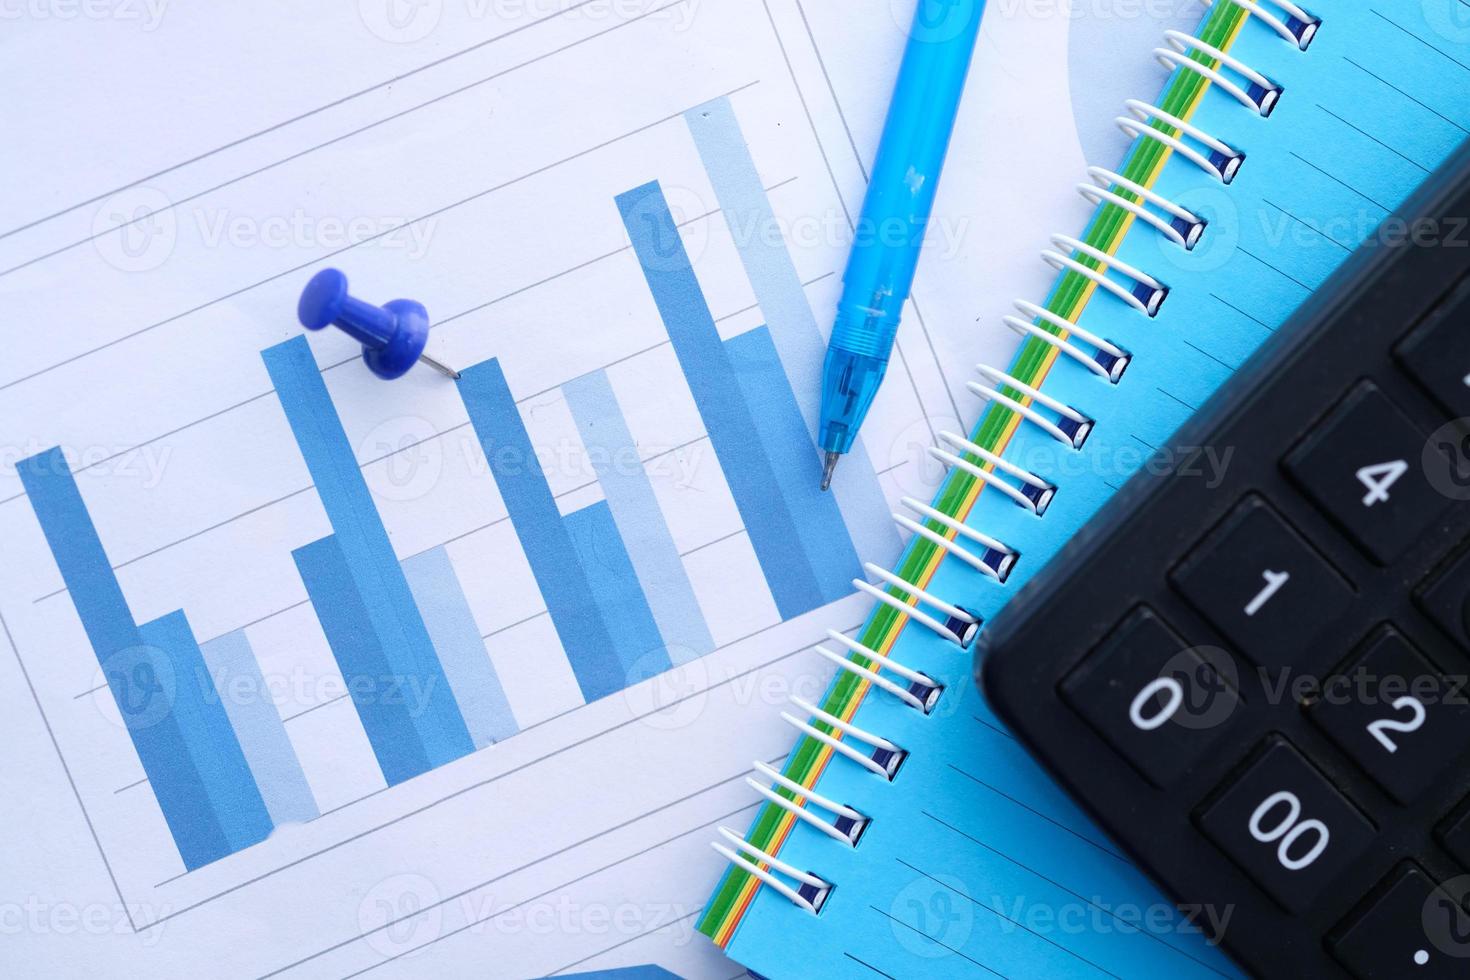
9,85,903,881
458,357,627,703
402,546,520,748
263,337,475,769
0,7,969,971
617,179,865,620
292,533,437,786
199,630,319,826
685,96,898,566
565,500,671,682
618,180,824,620
18,449,272,869
726,323,859,604
137,610,275,852
562,368,715,667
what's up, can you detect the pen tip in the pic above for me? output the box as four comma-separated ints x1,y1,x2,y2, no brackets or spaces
820,452,840,492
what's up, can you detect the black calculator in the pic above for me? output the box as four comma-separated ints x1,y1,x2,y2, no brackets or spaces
978,145,1470,978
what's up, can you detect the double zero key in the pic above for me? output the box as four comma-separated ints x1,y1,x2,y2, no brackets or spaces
1197,737,1375,913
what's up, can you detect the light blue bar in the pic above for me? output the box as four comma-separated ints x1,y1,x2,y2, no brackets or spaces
727,326,861,603
566,501,670,683
562,370,713,665
200,630,319,826
617,181,826,620
18,448,231,869
458,358,626,703
294,535,434,786
685,96,901,564
137,611,273,853
263,337,473,768
402,546,519,747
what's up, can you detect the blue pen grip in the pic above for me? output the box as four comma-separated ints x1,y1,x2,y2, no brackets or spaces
819,348,889,454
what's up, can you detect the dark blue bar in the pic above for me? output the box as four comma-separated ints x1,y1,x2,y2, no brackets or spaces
565,501,671,684
616,181,825,619
562,369,714,665
293,534,435,786
457,359,624,703
263,337,473,767
138,611,273,852
726,325,862,604
18,448,231,869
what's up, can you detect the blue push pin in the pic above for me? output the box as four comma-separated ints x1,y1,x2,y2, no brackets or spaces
297,268,460,380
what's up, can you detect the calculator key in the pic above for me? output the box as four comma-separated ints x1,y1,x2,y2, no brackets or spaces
1438,801,1470,870
1330,864,1470,979
1399,283,1470,418
1060,607,1240,787
1171,496,1354,672
1284,382,1451,564
1308,628,1470,804
1418,547,1470,650
1197,736,1375,913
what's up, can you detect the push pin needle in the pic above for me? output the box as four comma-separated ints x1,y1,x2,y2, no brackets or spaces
297,268,461,380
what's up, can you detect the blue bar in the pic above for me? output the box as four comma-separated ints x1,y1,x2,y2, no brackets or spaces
686,96,900,563
457,359,625,703
562,370,713,665
200,630,319,826
18,448,231,870
263,337,473,767
138,611,273,852
727,325,862,603
402,546,519,747
616,181,825,619
293,535,434,786
566,501,670,683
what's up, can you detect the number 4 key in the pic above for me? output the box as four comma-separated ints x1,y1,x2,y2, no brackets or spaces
1286,383,1450,563
1356,459,1408,506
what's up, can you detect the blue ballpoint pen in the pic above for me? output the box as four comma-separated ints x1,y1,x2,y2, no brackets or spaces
817,0,985,490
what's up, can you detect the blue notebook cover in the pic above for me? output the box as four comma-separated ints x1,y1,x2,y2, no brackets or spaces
703,1,1470,975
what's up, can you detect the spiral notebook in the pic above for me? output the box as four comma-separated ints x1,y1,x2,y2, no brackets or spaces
702,1,1470,976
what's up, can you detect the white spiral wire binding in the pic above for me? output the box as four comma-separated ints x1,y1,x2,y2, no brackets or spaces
782,696,906,780
711,827,831,915
1077,168,1205,253
746,761,869,847
853,562,978,649
1003,297,1134,383
1156,31,1282,116
816,629,941,713
898,495,1018,583
927,431,1054,516
940,429,1052,497
1213,0,1320,49
823,627,941,696
715,0,1319,914
968,364,1095,450
1041,233,1169,316
814,644,934,714
1117,99,1245,184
